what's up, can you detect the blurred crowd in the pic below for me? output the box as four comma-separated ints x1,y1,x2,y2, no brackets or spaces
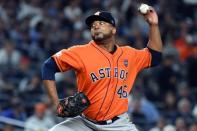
0,0,196,131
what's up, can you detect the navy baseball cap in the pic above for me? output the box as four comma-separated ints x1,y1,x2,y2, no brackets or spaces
85,11,116,27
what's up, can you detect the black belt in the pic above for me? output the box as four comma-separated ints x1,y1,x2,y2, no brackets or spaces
91,116,119,125
96,116,119,125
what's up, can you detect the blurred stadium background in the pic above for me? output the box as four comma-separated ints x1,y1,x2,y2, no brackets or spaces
0,0,196,130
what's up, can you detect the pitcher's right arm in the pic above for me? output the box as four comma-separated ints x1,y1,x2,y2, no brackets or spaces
42,57,60,107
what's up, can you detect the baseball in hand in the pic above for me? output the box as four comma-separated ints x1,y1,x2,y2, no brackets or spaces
138,3,150,14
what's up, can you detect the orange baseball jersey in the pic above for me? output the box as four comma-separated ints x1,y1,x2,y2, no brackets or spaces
52,40,152,121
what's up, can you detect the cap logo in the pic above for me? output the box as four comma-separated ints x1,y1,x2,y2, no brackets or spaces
94,11,100,16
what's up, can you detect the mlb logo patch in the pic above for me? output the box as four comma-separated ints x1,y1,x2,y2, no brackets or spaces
124,59,128,67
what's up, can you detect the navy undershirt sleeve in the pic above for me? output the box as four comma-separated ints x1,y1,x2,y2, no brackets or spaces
147,47,162,67
41,57,60,80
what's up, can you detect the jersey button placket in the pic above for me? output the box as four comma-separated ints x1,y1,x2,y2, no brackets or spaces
111,57,115,84
103,57,116,120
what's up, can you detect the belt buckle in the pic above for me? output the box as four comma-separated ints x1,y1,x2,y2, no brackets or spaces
99,116,119,125
82,114,119,125
106,119,112,124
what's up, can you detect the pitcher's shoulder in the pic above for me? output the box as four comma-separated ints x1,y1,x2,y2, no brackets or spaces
67,43,91,51
119,45,136,51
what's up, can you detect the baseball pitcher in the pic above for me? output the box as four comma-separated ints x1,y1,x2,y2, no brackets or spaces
42,5,162,131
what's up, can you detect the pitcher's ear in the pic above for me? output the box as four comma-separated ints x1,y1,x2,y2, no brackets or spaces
112,28,116,34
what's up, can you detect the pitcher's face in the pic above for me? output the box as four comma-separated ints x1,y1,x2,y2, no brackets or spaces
91,21,116,42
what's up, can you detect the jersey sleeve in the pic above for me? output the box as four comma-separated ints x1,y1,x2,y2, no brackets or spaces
52,47,83,72
133,48,152,71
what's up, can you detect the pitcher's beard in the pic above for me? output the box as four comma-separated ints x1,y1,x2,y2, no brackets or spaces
92,33,113,43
